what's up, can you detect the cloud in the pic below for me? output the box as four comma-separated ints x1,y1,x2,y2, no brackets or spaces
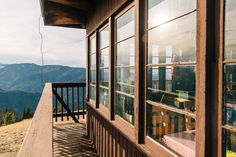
0,0,86,67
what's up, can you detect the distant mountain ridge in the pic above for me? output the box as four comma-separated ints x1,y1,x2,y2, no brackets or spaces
0,63,86,93
0,63,86,117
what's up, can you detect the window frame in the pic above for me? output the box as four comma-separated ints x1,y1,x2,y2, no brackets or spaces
89,33,97,105
142,0,207,156
98,23,110,109
114,3,136,126
218,0,236,156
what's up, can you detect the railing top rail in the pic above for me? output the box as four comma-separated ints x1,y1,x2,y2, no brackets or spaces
52,82,86,88
18,83,53,157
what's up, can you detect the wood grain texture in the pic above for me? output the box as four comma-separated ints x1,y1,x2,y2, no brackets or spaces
18,83,53,157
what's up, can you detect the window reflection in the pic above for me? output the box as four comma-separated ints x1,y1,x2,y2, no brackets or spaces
147,0,196,156
116,7,135,124
147,66,195,112
148,13,196,64
147,104,195,156
117,38,135,66
148,0,196,29
99,26,110,107
225,130,236,157
224,64,236,127
90,36,96,101
117,7,135,42
225,0,236,60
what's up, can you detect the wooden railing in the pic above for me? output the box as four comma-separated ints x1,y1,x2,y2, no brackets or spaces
52,82,86,122
18,83,53,157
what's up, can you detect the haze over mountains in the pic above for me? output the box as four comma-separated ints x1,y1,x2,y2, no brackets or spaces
0,63,86,117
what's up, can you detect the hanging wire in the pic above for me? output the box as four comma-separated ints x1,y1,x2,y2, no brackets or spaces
38,15,44,87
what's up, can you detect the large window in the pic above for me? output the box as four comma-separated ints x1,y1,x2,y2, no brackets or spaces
115,7,135,124
146,0,196,156
223,0,236,156
90,35,96,102
99,25,110,108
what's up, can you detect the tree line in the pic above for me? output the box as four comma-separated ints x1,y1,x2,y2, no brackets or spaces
0,107,33,126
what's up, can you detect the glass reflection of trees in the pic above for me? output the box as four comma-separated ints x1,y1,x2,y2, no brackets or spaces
115,7,135,124
146,0,196,155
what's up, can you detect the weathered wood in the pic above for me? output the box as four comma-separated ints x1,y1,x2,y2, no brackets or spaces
18,83,53,157
196,0,207,157
86,102,155,157
217,0,225,156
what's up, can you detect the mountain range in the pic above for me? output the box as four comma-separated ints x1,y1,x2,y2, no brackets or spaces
0,63,86,117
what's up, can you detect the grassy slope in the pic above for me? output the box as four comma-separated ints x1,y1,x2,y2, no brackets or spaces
0,119,31,157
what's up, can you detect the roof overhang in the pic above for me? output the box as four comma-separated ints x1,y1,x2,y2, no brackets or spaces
39,0,93,29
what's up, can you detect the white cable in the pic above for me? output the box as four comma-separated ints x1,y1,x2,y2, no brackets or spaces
39,15,44,87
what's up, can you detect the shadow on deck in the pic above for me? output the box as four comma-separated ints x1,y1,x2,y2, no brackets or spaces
53,121,98,157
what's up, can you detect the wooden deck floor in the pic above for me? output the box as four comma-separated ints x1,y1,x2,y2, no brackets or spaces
53,121,97,157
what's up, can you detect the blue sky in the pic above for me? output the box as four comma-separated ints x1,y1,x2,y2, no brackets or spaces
0,0,86,67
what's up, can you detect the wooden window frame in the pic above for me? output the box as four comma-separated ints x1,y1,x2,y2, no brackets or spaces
98,23,110,110
141,0,210,156
113,2,136,129
218,0,236,156
88,33,97,106
85,0,217,156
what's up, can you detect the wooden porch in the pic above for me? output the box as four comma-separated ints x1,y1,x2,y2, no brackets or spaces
18,82,151,157
18,83,97,157
53,121,97,157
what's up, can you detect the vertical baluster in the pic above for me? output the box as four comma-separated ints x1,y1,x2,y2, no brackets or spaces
72,87,74,116
67,87,69,121
55,88,57,122
77,87,80,119
61,87,63,121
83,86,85,119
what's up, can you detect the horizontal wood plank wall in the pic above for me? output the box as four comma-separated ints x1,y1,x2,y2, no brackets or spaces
87,104,148,157
87,0,129,34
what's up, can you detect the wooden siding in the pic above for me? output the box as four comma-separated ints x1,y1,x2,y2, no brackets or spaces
86,102,156,157
86,0,130,34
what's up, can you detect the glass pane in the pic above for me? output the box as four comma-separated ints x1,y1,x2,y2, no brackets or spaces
148,13,196,64
100,68,109,87
90,70,96,85
90,36,96,53
148,0,196,29
90,85,96,101
147,66,196,113
117,37,135,66
225,0,236,60
100,48,109,68
224,64,236,127
146,104,195,157
116,67,134,95
225,130,236,157
116,7,135,42
91,53,96,69
116,93,134,124
100,26,110,49
100,87,109,108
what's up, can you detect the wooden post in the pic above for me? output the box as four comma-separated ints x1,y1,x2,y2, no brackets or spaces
134,0,146,144
96,30,100,108
109,17,115,120
86,36,90,102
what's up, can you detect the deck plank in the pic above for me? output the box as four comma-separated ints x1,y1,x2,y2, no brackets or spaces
53,121,98,157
